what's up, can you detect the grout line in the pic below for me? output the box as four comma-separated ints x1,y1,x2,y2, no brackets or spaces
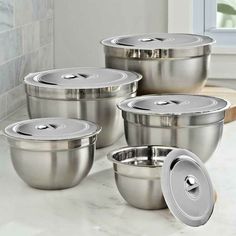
0,42,53,67
4,83,23,95
0,102,26,123
0,16,53,36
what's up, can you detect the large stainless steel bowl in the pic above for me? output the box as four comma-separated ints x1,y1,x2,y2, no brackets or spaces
101,33,214,94
108,145,215,227
4,118,101,190
24,68,142,148
118,94,230,162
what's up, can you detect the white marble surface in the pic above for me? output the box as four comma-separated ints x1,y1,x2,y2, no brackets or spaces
0,0,54,120
0,106,235,236
0,0,14,32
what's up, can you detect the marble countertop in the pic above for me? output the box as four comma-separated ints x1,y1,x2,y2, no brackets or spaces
0,106,235,236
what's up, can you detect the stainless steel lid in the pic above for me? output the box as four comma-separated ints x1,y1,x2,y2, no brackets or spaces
118,94,229,116
24,68,142,99
102,33,215,59
161,149,215,227
5,118,101,141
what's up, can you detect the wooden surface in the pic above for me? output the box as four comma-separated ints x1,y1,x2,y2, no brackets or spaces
200,86,236,123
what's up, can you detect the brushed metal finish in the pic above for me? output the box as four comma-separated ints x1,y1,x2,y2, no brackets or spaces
108,146,176,210
102,33,214,59
26,94,135,148
123,120,223,163
118,95,229,162
115,174,166,209
105,55,210,94
10,144,95,190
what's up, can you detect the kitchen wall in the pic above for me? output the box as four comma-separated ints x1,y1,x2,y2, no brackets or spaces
0,0,54,120
54,0,168,68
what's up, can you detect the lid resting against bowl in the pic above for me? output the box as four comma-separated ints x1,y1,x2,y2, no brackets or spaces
5,118,101,142
102,33,215,59
118,94,230,126
24,67,142,99
161,148,215,227
108,146,215,227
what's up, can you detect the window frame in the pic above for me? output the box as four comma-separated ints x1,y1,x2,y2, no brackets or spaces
168,0,236,78
194,0,236,46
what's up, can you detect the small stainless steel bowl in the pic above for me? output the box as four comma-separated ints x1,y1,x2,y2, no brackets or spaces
4,118,101,190
108,146,215,227
24,67,142,148
108,146,174,210
101,33,214,94
118,94,230,162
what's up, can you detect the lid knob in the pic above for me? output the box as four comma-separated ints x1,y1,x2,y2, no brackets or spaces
62,74,78,79
140,38,155,42
61,73,90,80
139,37,167,42
154,100,182,106
155,101,170,105
36,125,49,130
36,124,57,130
185,175,200,199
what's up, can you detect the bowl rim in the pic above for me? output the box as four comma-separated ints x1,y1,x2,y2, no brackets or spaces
107,145,178,168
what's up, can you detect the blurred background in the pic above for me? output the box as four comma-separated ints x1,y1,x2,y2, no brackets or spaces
217,0,236,28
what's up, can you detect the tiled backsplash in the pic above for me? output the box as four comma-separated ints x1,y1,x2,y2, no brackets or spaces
0,0,54,120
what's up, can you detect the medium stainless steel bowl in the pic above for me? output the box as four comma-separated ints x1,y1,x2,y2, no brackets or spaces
118,94,230,162
4,118,101,190
24,67,142,148
101,33,215,94
108,145,215,227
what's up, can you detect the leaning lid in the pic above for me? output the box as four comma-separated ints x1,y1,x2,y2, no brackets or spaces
118,94,229,116
102,33,214,59
24,67,141,99
4,118,101,141
161,149,215,227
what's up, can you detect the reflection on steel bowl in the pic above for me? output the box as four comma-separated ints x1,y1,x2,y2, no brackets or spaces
102,33,214,94
24,67,142,148
4,118,101,190
118,94,230,162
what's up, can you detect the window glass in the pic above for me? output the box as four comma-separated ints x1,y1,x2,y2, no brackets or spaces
217,0,236,28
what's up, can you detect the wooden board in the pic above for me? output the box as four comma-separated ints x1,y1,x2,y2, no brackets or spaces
200,86,236,123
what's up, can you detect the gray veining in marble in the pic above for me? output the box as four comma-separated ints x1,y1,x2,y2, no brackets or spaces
15,51,40,84
15,0,33,26
0,59,16,93
39,43,53,70
0,0,13,32
15,0,53,26
22,22,40,54
0,93,7,120
40,18,53,46
0,0,54,120
6,84,25,115
0,108,235,235
0,29,22,65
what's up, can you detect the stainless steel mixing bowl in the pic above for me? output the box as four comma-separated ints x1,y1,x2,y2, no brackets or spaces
108,146,215,227
101,33,214,94
118,94,230,162
24,68,142,148
108,146,174,210
4,118,101,190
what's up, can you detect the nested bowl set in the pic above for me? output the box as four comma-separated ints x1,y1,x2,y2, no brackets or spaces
4,33,230,227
